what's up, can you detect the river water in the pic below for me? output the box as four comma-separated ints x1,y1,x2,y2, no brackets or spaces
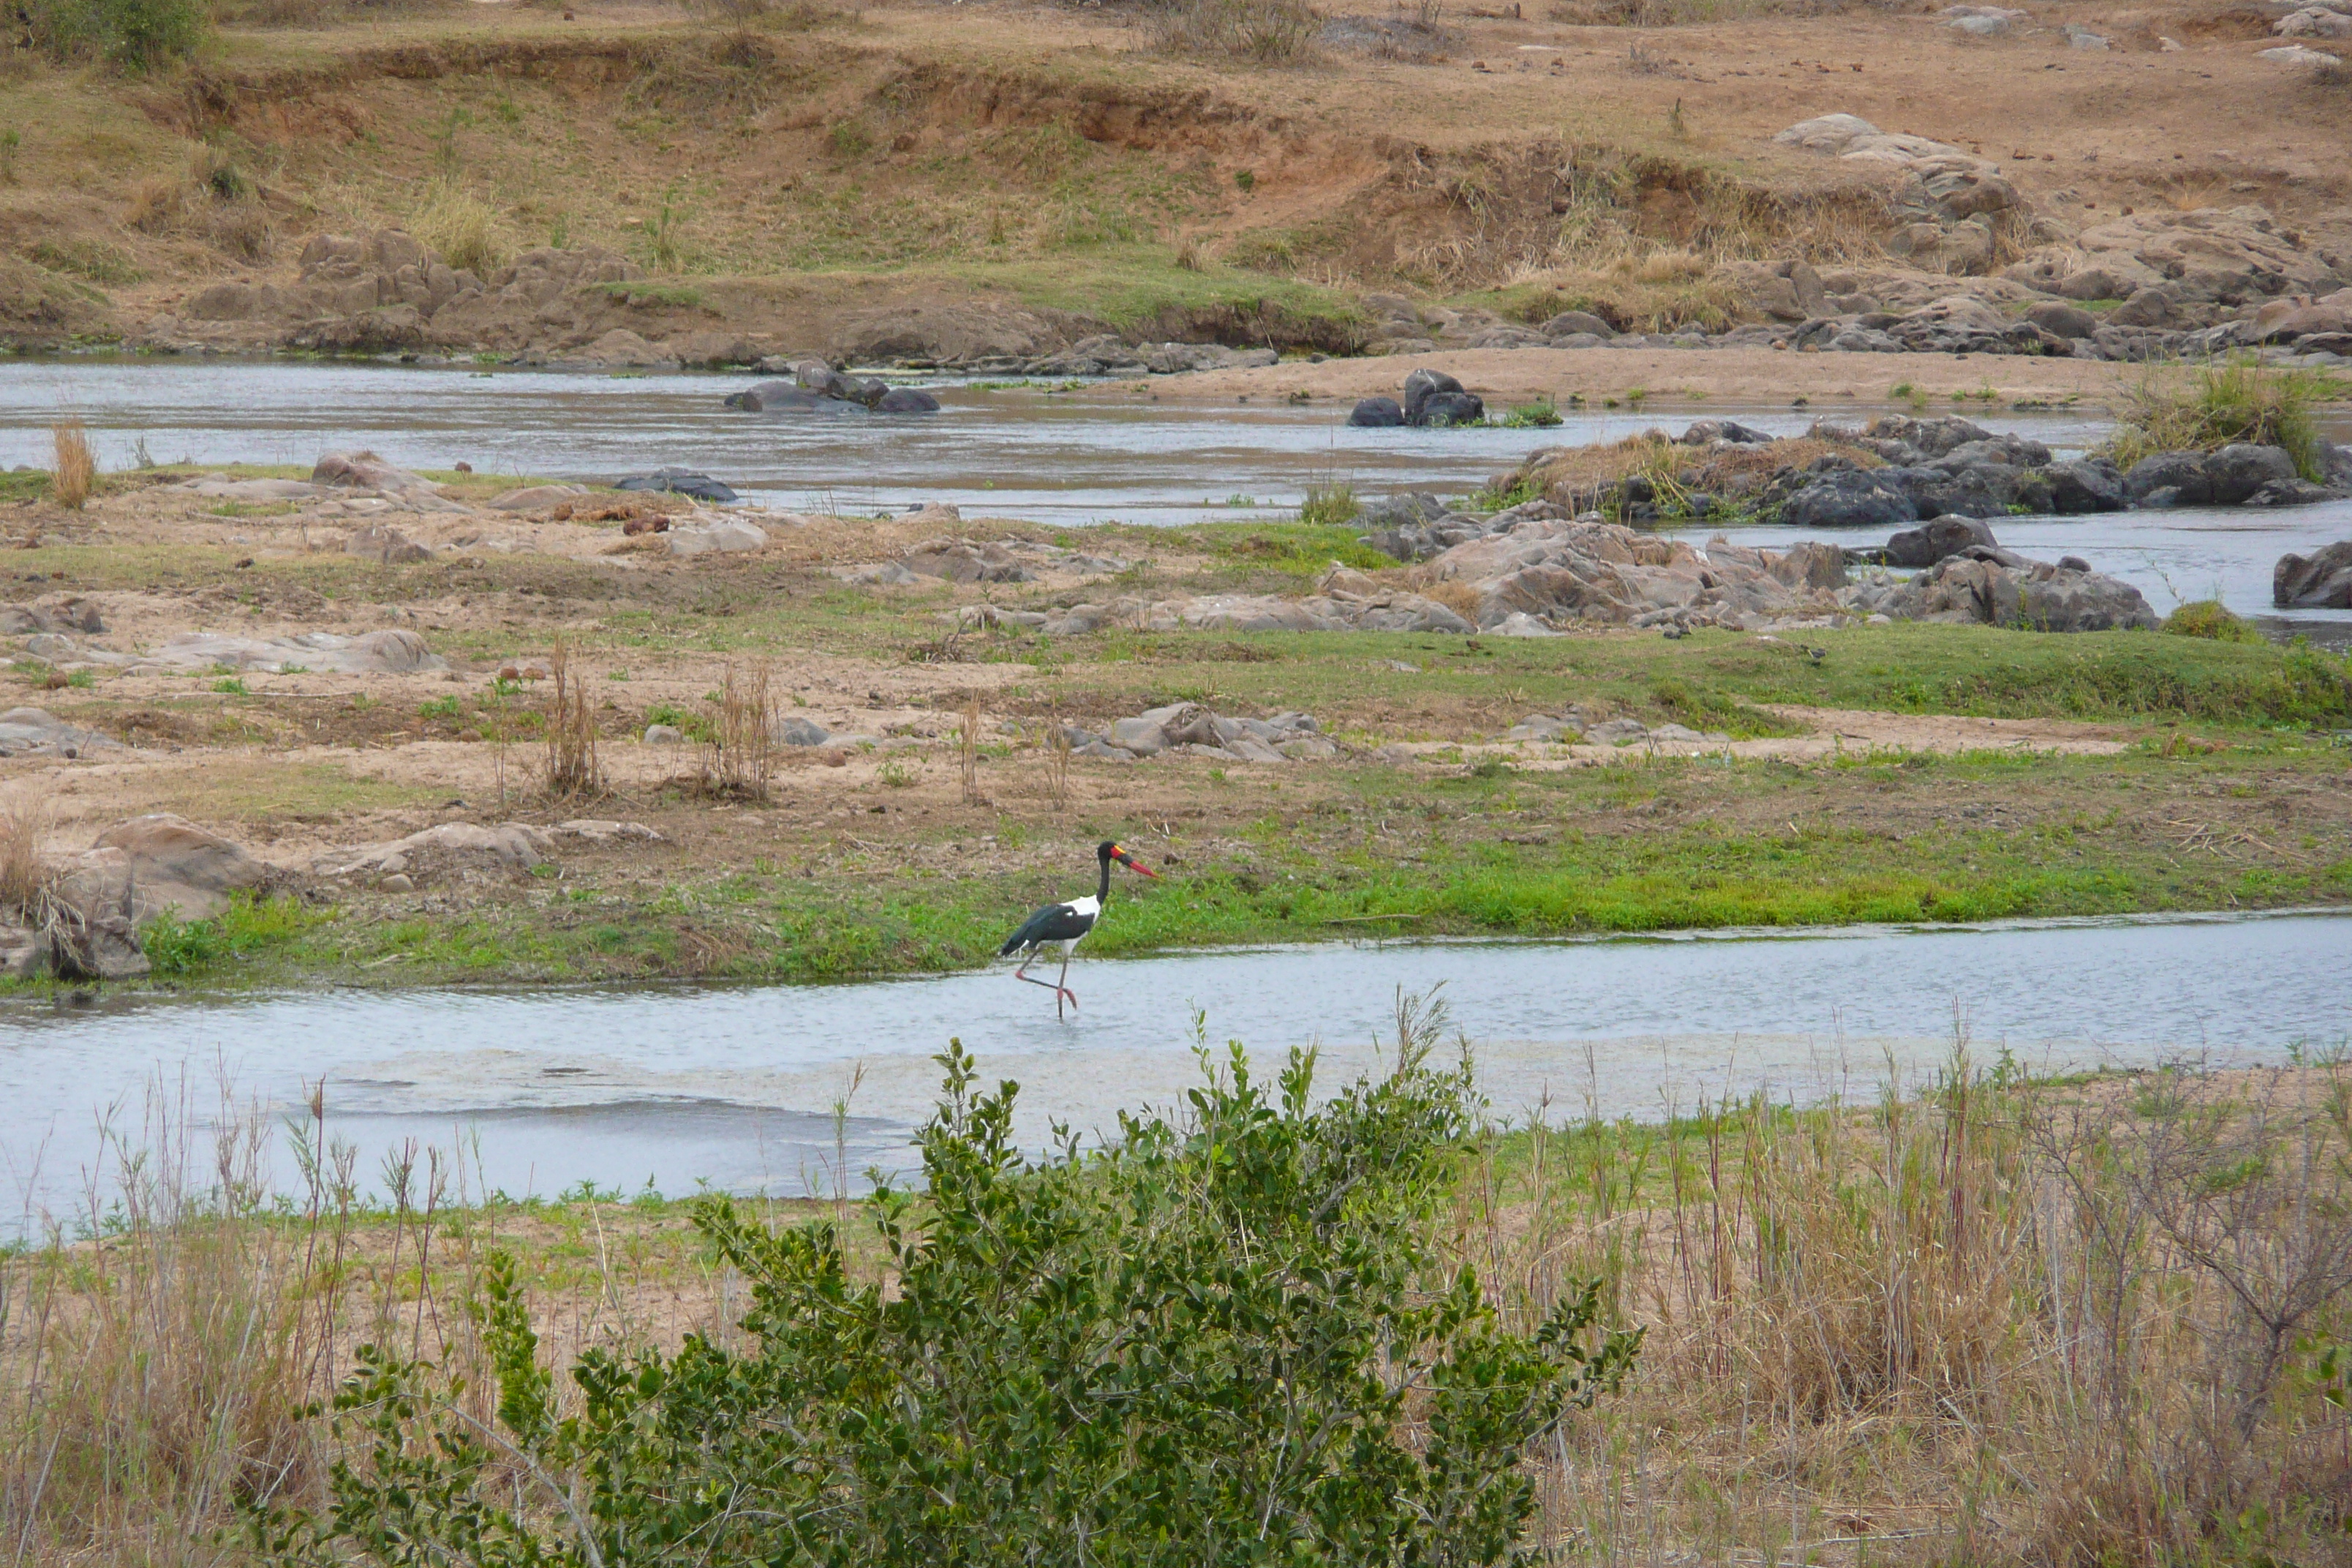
4,912,2345,1229
6,356,2348,636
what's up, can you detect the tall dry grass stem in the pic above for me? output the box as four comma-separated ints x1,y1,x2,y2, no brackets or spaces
542,641,603,799
699,660,774,799
50,421,94,509
1041,713,1072,810
957,691,984,804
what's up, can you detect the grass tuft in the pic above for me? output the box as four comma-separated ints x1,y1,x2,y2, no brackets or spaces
2103,358,2326,482
410,178,511,277
50,419,94,509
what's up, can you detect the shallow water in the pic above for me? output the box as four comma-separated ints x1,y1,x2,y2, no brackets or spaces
4,911,2344,1228
4,356,2117,524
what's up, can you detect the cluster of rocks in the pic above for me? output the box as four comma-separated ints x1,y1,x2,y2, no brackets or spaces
1499,415,2348,532
174,451,475,519
1346,368,1489,428
2276,542,2352,609
723,363,941,415
319,818,659,891
1059,704,1338,764
897,336,1280,379
843,534,1128,587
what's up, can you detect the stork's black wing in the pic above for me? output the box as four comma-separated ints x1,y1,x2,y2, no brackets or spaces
999,901,1094,955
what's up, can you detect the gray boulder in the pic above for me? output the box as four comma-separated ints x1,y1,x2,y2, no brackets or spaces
92,813,270,921
1349,396,1406,427
44,848,150,981
874,388,942,413
1885,514,1998,568
725,380,826,412
1779,468,1920,529
1680,419,1774,445
1414,390,1487,427
1541,310,1616,339
774,716,831,746
1401,369,1465,421
2025,301,2100,339
2017,564,2160,631
2040,457,2127,513
2274,541,2352,607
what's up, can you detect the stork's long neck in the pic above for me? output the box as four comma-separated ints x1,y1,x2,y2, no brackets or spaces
1096,854,1113,905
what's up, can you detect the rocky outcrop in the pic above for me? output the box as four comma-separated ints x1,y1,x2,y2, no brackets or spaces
967,585,1474,637
1058,704,1338,764
1417,518,1850,633
0,706,119,758
2274,542,2352,608
1845,553,2157,631
22,630,444,676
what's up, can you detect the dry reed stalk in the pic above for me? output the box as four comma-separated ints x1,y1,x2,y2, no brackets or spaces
958,691,984,804
700,660,774,799
1458,1052,2352,1567
1041,713,1071,810
542,641,603,799
50,421,94,510
0,800,48,918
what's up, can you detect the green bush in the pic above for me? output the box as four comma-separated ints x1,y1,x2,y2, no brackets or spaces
2162,598,2261,644
24,0,206,69
260,1040,1638,1567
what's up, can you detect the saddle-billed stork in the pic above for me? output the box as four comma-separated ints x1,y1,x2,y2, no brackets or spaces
1000,840,1158,1017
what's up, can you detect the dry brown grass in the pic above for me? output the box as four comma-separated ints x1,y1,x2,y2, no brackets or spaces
541,640,603,799
957,690,985,805
0,799,48,915
699,660,774,799
1456,1053,2352,1566
50,419,94,509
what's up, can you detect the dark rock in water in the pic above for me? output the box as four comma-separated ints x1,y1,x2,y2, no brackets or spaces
874,387,942,413
1414,390,1487,427
2057,555,2093,573
615,467,739,503
1895,463,2020,520
1401,368,1465,421
2125,445,2298,507
2040,457,2127,513
2247,478,2336,506
1779,467,1920,529
853,377,891,407
1885,514,1998,568
726,380,829,412
2274,541,2352,607
1348,396,1406,427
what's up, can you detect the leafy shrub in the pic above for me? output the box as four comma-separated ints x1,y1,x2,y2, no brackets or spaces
2103,358,2326,483
1499,399,1564,428
23,0,205,69
417,694,464,720
260,1042,1638,1567
2163,598,2261,644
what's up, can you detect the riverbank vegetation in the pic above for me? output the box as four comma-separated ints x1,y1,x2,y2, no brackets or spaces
7,1025,2348,1564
